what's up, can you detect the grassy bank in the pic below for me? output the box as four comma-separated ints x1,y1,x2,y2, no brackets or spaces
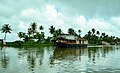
2,41,54,48
88,44,99,46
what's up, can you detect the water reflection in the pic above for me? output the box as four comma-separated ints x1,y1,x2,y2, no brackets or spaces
0,47,9,69
17,47,45,73
27,51,36,72
52,48,85,61
51,46,119,64
0,46,120,73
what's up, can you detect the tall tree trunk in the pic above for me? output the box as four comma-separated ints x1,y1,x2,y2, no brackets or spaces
4,33,7,40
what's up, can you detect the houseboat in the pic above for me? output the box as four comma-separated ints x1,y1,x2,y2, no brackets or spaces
55,34,88,48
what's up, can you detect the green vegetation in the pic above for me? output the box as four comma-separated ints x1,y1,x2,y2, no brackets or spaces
1,24,12,40
5,41,54,48
83,28,120,45
1,22,120,47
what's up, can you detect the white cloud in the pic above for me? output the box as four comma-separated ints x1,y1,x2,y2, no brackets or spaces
1,0,120,41
111,16,120,26
21,8,39,18
18,5,120,39
19,4,66,38
87,18,110,31
18,21,29,32
52,0,120,17
75,15,87,25
74,15,120,37
20,4,64,25
43,4,64,26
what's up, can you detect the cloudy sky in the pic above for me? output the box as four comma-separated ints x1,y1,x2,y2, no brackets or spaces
0,0,120,41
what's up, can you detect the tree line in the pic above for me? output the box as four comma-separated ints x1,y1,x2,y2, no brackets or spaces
1,22,120,45
83,28,120,45
17,22,82,43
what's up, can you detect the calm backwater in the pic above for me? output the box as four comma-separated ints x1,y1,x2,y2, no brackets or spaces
0,46,120,73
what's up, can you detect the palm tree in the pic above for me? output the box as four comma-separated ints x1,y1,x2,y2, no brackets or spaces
35,32,45,42
28,28,32,37
18,32,24,40
18,32,26,40
24,35,29,42
95,31,100,44
39,25,44,31
22,33,26,38
101,33,105,41
68,28,76,35
78,29,81,37
41,32,45,41
101,33,105,37
88,30,91,36
31,22,37,36
57,29,62,35
92,28,95,35
49,26,55,35
96,31,100,36
30,22,37,40
1,24,12,40
87,30,92,42
39,25,44,35
28,28,33,41
35,32,41,41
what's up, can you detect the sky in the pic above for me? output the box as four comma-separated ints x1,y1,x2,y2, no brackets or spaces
0,0,120,42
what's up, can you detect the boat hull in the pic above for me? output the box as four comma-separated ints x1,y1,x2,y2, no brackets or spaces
55,42,88,48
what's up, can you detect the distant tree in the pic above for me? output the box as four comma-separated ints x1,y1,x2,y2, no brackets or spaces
78,29,81,37
40,32,45,42
95,31,100,44
87,30,92,43
88,30,91,36
115,37,120,43
101,33,105,40
57,29,62,35
39,25,44,31
18,32,26,41
31,22,37,36
101,33,105,37
35,32,45,42
23,35,29,42
68,28,77,35
22,33,26,38
49,26,55,35
1,24,12,40
52,30,59,42
39,25,45,42
68,28,73,35
18,32,24,40
35,32,41,42
91,28,96,44
112,36,115,39
45,36,51,42
96,31,100,36
92,28,95,35
28,28,32,37
84,28,119,44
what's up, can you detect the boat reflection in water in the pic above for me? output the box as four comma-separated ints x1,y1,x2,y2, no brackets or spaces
50,46,117,64
51,48,86,61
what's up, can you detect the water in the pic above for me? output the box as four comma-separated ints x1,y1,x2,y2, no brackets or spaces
0,46,120,73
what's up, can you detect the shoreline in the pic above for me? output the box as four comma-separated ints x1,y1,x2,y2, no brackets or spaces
0,42,119,48
0,42,54,48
